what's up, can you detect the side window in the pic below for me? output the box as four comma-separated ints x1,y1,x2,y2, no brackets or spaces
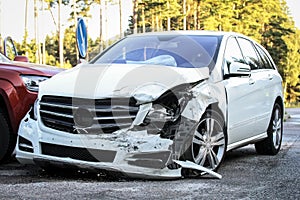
224,37,245,70
237,38,262,70
255,44,275,70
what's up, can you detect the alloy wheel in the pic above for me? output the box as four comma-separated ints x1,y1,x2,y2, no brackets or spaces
191,116,226,170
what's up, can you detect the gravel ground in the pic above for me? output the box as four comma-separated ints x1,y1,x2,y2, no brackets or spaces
0,108,299,200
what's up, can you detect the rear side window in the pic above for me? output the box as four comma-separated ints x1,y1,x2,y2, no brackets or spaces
255,44,275,70
237,38,262,70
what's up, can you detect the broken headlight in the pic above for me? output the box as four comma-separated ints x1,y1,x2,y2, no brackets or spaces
141,90,182,134
133,82,198,135
147,104,177,122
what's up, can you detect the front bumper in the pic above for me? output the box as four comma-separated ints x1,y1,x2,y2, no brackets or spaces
16,112,181,179
16,112,221,179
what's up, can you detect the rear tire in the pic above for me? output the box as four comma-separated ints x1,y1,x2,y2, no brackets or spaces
255,103,283,155
0,110,16,163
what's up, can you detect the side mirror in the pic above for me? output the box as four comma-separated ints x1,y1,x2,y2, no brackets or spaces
228,62,251,77
14,55,29,62
3,36,18,60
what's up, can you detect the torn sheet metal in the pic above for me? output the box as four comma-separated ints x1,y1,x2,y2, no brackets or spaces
174,160,222,179
180,80,218,121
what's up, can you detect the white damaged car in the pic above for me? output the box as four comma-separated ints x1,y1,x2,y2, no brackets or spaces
16,31,283,179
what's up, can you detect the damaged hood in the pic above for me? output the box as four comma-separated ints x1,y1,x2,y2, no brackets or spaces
39,63,209,100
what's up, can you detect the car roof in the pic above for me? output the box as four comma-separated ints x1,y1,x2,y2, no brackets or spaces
126,30,245,38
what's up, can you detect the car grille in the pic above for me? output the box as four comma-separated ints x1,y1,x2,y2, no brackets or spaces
39,95,139,134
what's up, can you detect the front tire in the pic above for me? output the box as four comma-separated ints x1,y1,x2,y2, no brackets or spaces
183,110,227,171
0,110,16,163
255,103,283,155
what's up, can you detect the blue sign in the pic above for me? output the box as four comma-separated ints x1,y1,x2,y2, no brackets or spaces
76,18,88,58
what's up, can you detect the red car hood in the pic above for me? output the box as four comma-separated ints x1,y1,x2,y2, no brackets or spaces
0,61,64,76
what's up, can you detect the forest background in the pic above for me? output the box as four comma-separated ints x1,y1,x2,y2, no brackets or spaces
1,0,299,106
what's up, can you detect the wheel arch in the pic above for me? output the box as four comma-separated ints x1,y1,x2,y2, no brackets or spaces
0,89,16,134
180,102,228,172
204,102,228,143
205,103,226,125
274,96,284,117
255,96,284,155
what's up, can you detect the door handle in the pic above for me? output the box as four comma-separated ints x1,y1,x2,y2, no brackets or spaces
268,74,273,80
249,78,255,85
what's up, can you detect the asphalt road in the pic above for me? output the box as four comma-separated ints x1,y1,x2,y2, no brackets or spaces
0,108,299,199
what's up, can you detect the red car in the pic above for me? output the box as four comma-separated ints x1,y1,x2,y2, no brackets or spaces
0,37,62,163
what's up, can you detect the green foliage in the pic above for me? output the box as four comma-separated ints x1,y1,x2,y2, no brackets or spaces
44,0,70,7
17,37,38,63
15,0,300,104
45,34,59,65
283,29,300,105
130,0,299,105
132,0,182,32
69,0,93,23
63,27,77,66
262,15,293,77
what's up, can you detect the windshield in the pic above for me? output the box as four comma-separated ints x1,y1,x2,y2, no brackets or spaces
91,34,221,68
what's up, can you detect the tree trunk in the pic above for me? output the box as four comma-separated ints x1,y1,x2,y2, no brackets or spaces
183,0,186,30
100,0,103,51
34,0,41,64
25,0,29,40
24,0,29,57
41,0,46,64
119,0,123,38
58,0,64,67
105,0,108,48
142,3,145,33
73,0,79,62
167,0,170,31
133,0,138,34
197,0,201,30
